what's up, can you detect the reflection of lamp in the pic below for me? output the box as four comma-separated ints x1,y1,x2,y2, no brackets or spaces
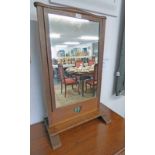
79,36,99,41
64,42,80,45
50,33,61,38
55,45,68,51
55,45,68,48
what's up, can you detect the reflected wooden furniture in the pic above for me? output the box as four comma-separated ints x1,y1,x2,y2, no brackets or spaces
85,64,98,96
58,64,79,97
75,60,84,68
74,60,84,82
53,64,75,69
88,59,95,66
30,104,125,155
67,69,94,96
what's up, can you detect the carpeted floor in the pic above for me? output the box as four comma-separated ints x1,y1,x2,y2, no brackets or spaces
54,83,95,108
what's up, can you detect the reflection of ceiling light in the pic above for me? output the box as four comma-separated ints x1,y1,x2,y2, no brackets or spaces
49,14,89,23
55,45,68,48
79,36,99,40
50,33,61,38
64,42,80,45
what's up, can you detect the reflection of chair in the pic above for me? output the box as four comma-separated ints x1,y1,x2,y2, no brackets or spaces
75,60,83,68
88,59,95,66
74,60,84,81
85,64,98,96
58,64,79,97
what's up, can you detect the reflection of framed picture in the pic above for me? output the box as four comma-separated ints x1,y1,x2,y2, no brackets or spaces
71,48,80,56
82,48,88,56
57,50,65,57
71,48,77,56
83,48,87,52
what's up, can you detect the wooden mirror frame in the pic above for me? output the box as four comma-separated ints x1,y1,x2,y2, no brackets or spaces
34,2,109,149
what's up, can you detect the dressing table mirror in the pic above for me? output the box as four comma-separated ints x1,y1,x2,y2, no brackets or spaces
34,2,110,150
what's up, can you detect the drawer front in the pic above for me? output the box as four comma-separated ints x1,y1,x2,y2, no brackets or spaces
51,98,99,126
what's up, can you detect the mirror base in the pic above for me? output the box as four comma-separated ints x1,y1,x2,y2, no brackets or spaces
49,134,62,150
44,118,62,150
44,103,111,150
99,115,111,124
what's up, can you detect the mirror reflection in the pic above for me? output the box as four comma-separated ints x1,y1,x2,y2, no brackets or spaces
48,13,99,108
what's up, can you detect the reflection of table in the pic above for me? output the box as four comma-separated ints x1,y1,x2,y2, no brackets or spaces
53,64,75,69
66,69,94,96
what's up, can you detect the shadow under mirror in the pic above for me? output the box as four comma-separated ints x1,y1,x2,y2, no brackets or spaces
48,13,99,108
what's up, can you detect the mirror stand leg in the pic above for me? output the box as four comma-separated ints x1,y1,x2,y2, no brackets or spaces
44,118,62,150
49,134,62,150
99,114,111,124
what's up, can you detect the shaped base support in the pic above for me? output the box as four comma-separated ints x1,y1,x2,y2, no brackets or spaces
49,134,62,150
99,114,111,124
44,118,62,150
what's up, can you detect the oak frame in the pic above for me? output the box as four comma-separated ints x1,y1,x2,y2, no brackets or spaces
34,2,107,149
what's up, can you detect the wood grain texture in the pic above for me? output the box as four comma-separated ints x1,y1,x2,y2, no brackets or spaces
51,98,98,126
35,6,53,125
49,109,100,136
30,104,125,155
34,2,106,20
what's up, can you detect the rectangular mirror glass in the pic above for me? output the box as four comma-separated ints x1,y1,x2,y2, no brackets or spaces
48,13,99,108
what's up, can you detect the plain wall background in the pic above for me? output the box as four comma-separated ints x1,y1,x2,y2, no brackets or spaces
30,21,45,124
100,0,125,117
30,0,125,125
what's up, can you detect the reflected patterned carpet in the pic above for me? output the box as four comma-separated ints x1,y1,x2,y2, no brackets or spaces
54,83,95,108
